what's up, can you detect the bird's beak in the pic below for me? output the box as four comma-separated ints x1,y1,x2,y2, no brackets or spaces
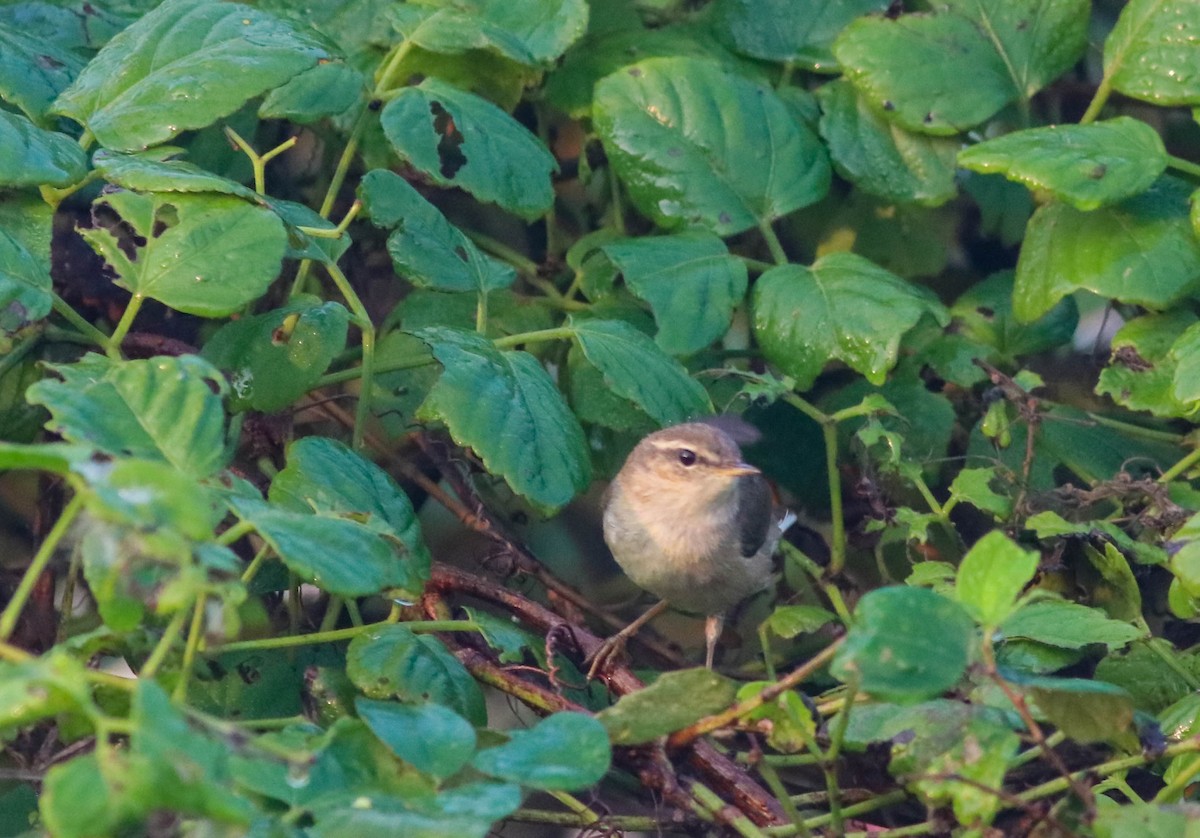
717,462,760,477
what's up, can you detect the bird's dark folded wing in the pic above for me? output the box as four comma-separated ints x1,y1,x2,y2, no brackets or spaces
737,474,773,558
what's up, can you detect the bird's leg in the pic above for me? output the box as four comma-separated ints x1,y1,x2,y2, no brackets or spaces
704,613,726,670
586,599,671,679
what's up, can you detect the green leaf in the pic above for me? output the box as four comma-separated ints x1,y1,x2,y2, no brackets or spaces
752,252,949,390
358,168,515,292
202,299,350,413
259,60,364,123
0,652,94,735
385,0,588,66
83,457,223,542
380,78,556,220
347,625,487,726
81,192,287,318
415,327,591,511
231,499,417,597
1001,598,1144,650
713,0,890,70
958,118,1168,211
0,228,52,339
263,196,351,266
27,354,230,479
947,467,1014,520
0,110,86,187
269,436,430,588
1093,803,1200,838
765,605,836,639
817,79,958,206
0,17,86,122
1013,178,1200,321
596,232,749,355
832,586,974,702
473,712,611,790
833,0,1089,135
593,56,830,235
463,607,539,664
950,270,1078,362
41,754,133,838
598,668,739,745
954,531,1038,627
1104,0,1200,106
51,0,331,151
1097,310,1199,418
1170,319,1200,405
1019,675,1135,744
1095,639,1200,714
91,149,261,200
356,698,477,781
569,317,711,426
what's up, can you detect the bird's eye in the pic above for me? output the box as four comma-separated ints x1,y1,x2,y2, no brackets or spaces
678,449,697,466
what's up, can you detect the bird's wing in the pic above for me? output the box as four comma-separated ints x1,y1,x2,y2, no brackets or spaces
737,474,774,558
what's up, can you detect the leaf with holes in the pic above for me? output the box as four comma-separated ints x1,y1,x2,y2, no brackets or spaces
753,252,949,390
1097,310,1199,418
0,18,86,121
380,79,556,220
958,118,1167,211
51,0,331,151
80,191,287,318
415,327,591,512
359,168,515,292
593,56,830,235
833,0,1089,135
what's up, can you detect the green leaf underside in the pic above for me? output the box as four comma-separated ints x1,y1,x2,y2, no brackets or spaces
753,252,949,390
0,19,86,121
415,327,591,511
958,117,1167,211
597,232,749,355
92,150,261,200
569,317,711,426
51,0,331,151
359,168,516,292
1013,178,1200,321
833,0,1089,135
817,79,958,206
593,56,831,235
381,78,556,220
81,191,287,317
27,354,230,479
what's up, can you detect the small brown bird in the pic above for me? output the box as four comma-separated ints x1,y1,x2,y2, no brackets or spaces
591,421,791,675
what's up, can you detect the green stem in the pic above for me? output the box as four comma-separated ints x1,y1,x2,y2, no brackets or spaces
492,326,576,349
545,791,600,825
217,520,256,547
106,293,145,358
690,782,768,838
1079,74,1113,125
0,494,84,641
468,230,541,277
50,291,111,349
475,290,489,334
319,595,344,633
173,594,207,702
758,219,788,266
757,757,812,837
607,164,626,235
207,618,479,655
1085,412,1183,444
1167,154,1200,181
739,255,776,274
1160,445,1200,484
324,262,375,449
315,351,433,389
780,542,852,625
140,607,189,679
782,393,846,575
0,332,40,382
240,545,271,584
